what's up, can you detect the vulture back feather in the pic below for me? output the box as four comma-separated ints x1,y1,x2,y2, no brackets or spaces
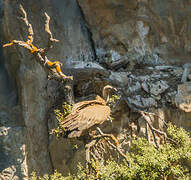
61,85,117,138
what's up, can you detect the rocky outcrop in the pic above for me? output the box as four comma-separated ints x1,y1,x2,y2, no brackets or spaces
175,82,191,112
0,0,95,178
78,0,191,66
0,126,27,179
0,0,191,178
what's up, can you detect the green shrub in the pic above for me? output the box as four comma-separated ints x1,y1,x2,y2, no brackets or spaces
33,124,191,180
50,103,73,138
30,170,72,180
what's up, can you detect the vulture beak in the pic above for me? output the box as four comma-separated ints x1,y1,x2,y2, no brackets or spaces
103,85,118,103
111,87,118,95
113,87,117,92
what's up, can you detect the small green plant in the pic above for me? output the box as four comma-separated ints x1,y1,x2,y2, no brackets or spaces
62,102,73,117
34,124,191,179
72,144,79,150
108,94,120,104
30,170,71,180
50,103,73,138
108,94,120,113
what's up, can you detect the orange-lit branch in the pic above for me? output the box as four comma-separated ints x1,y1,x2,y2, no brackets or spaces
3,38,39,54
28,43,38,53
26,35,33,44
3,5,73,81
3,42,14,48
45,59,73,80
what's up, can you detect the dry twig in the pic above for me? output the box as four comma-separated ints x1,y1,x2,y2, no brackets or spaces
44,12,59,53
95,127,128,161
140,111,176,146
3,5,74,105
19,4,34,43
85,127,128,163
85,127,128,179
85,140,97,180
3,4,72,82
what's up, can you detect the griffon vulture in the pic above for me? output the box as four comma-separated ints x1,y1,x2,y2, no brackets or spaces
61,85,117,138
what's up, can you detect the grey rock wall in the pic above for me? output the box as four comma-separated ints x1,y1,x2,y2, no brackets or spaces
0,0,191,178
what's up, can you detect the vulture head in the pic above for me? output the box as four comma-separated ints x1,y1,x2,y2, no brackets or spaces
61,85,117,138
102,85,117,103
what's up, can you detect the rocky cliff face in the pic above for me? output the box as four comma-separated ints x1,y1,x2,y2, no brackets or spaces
0,0,191,179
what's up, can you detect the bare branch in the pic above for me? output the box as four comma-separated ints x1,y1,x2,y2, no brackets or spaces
36,54,73,82
44,12,59,52
3,5,74,104
141,112,160,148
84,128,128,179
85,140,97,179
140,111,176,145
141,111,168,127
94,127,128,161
85,140,97,163
19,4,34,43
3,40,30,49
3,5,73,82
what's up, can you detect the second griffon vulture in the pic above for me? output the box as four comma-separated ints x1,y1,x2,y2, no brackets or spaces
61,85,117,138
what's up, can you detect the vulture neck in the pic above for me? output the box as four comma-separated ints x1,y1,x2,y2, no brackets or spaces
102,88,110,103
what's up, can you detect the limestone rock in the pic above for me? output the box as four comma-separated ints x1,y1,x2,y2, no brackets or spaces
142,80,169,96
128,81,141,93
1,0,96,176
127,95,157,110
0,126,27,179
67,61,110,81
109,71,130,86
175,82,191,112
49,137,85,176
78,0,191,64
1,0,191,178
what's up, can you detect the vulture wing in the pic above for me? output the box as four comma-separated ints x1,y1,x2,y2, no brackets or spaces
71,95,106,112
60,99,110,138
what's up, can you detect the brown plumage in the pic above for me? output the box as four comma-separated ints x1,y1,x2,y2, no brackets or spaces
61,85,117,138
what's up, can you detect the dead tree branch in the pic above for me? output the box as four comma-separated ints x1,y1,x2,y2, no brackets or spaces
85,140,97,164
141,111,160,148
86,127,128,161
44,12,59,53
84,127,129,179
85,140,97,180
96,127,128,161
84,127,129,175
19,4,34,44
121,89,175,146
3,4,74,104
3,5,72,81
140,111,176,146
141,111,168,127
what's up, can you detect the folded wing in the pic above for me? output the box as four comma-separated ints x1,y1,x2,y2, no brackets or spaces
61,99,110,138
